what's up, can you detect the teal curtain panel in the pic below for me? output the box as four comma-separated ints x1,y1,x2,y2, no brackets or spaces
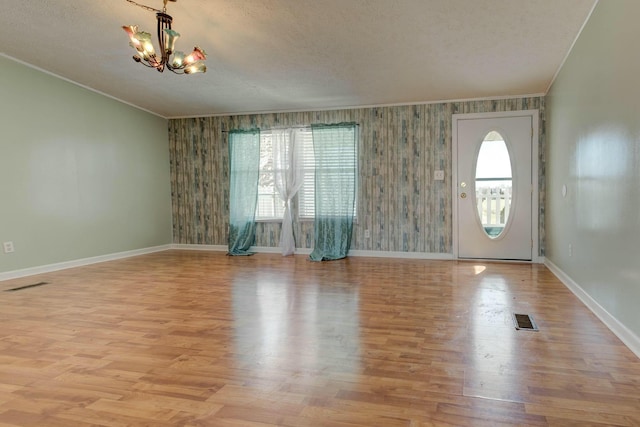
309,123,357,261
228,129,260,255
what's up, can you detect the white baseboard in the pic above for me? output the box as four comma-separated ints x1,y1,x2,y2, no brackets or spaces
251,246,312,255
348,249,454,260
545,258,640,359
169,244,304,254
170,244,228,252
0,244,172,282
171,244,453,260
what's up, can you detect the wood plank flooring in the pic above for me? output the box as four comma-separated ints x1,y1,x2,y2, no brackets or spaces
0,250,639,426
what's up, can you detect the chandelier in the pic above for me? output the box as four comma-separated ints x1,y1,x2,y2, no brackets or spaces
122,0,207,74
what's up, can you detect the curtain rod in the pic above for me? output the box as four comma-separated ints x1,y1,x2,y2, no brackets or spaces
221,123,359,133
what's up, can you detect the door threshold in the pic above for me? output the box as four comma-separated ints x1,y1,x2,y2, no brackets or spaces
456,257,534,264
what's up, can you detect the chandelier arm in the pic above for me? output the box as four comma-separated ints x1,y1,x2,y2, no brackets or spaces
138,61,157,68
156,12,172,72
166,66,185,75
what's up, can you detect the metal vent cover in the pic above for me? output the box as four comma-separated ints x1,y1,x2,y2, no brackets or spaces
513,313,538,331
4,281,50,292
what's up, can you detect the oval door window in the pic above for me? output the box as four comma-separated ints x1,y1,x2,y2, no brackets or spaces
475,131,512,238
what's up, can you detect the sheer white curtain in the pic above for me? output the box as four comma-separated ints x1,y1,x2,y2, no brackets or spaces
273,129,304,255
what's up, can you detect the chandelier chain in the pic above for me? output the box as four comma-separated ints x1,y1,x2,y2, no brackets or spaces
124,0,162,13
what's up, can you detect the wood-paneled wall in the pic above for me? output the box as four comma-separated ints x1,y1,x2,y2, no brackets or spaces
169,97,545,255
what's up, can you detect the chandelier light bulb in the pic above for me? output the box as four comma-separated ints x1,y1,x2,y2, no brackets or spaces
184,61,206,74
183,47,207,66
122,25,141,50
164,29,180,54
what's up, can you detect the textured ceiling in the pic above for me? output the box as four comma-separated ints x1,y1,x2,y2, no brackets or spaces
0,0,597,118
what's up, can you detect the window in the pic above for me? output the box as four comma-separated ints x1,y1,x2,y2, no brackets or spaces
254,127,357,221
475,130,512,238
296,130,316,219
256,131,285,220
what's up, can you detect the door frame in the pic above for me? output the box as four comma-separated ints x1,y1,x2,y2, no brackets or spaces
451,110,540,262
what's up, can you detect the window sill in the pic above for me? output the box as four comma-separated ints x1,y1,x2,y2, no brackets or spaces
255,218,283,223
296,217,360,223
255,217,359,224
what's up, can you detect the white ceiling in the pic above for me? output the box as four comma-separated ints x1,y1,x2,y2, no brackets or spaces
1,0,597,118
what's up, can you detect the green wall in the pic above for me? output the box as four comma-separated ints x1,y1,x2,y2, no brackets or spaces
546,1,640,339
0,55,172,273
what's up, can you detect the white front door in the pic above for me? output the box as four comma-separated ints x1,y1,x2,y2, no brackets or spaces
453,113,536,260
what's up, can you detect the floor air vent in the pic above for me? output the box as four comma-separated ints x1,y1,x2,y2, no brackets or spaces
4,282,50,292
513,313,538,331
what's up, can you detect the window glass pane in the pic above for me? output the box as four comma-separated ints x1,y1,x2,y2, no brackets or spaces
475,131,512,238
298,130,316,218
256,132,285,220
299,127,358,218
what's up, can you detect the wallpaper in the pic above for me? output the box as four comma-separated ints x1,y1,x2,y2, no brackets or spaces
169,97,545,255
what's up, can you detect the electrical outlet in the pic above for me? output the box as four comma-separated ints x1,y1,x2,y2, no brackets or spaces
3,241,15,253
364,229,371,238
434,170,445,181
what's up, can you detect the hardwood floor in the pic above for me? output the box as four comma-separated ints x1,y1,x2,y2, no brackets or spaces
0,250,639,426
